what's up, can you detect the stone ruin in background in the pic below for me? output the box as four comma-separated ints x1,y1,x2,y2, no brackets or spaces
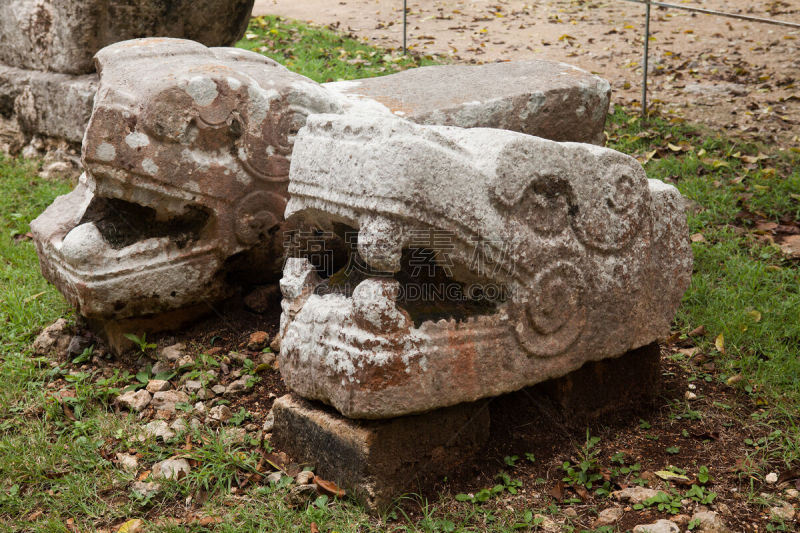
0,0,255,166
29,37,693,508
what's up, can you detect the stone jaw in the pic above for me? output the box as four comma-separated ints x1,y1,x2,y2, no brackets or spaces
31,38,345,321
277,114,693,419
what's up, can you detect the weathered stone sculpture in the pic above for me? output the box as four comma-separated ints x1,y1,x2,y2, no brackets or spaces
31,39,343,340
0,0,254,153
31,36,614,343
278,114,693,419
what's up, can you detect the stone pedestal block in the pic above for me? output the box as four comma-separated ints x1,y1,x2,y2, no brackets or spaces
537,342,662,419
271,394,490,510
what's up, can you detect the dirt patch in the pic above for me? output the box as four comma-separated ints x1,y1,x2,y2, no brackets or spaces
254,0,800,146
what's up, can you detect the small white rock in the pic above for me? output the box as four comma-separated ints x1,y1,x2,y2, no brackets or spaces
225,376,250,395
208,405,232,423
131,481,161,498
594,506,624,527
143,420,175,441
146,379,171,393
152,458,191,480
266,472,282,484
262,409,275,432
296,470,315,485
690,510,731,533
116,389,152,412
685,391,697,400
160,343,186,362
612,486,661,504
151,390,190,412
211,384,226,395
770,500,796,521
170,418,188,433
766,472,779,484
632,519,679,533
116,452,139,472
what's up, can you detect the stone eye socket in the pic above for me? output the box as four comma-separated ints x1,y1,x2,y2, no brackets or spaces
141,88,196,143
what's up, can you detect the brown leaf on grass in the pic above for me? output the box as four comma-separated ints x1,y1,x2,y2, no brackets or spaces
314,476,346,498
688,325,706,337
779,234,800,258
62,402,76,421
778,467,800,484
310,523,320,533
574,485,589,500
26,510,43,521
66,518,79,533
547,480,565,501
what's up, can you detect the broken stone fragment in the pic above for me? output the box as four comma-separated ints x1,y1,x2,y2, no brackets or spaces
145,380,171,393
115,453,139,472
207,405,232,423
131,481,161,498
143,420,175,441
150,391,190,413
151,458,191,480
632,520,679,533
325,60,611,145
32,318,71,356
159,343,186,363
278,113,693,419
247,331,270,351
116,389,152,412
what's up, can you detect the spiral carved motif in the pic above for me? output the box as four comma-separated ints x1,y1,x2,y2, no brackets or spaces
513,260,586,358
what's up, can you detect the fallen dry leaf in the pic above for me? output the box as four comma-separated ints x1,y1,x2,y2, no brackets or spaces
314,475,346,498
547,480,565,501
779,234,800,258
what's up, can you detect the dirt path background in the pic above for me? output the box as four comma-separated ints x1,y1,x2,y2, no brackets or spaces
253,0,800,146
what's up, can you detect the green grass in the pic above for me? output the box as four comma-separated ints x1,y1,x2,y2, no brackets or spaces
0,14,799,533
236,15,439,84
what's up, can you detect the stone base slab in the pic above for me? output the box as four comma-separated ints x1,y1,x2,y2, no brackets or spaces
271,394,491,510
538,342,662,419
0,63,97,153
325,59,611,145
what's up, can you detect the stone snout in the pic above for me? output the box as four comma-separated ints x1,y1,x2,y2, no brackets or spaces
276,114,693,420
30,39,345,326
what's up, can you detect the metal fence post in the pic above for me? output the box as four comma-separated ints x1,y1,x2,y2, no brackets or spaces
642,0,651,118
402,0,407,55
